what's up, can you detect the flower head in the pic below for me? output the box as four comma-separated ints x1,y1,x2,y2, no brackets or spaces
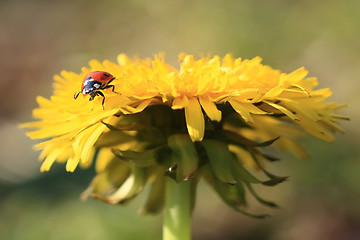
22,53,347,216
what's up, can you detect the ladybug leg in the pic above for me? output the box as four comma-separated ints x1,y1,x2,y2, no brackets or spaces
96,91,106,109
107,77,115,85
74,91,81,99
102,78,117,93
103,85,120,94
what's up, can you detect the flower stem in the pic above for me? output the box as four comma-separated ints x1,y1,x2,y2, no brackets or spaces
163,178,192,240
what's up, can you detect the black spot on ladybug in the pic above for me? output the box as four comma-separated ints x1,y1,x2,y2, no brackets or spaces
103,73,109,77
85,76,92,81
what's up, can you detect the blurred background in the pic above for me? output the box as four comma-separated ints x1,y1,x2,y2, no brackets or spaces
1,0,359,239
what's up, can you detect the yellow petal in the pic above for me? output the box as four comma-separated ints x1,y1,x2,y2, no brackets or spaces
228,100,254,123
199,96,221,121
80,124,106,164
264,101,298,120
228,145,257,168
279,98,320,121
117,53,131,66
122,99,153,114
89,59,104,70
264,85,284,99
295,115,334,142
281,67,308,85
185,98,205,141
40,147,63,172
66,158,79,172
172,96,189,110
243,103,268,115
95,148,114,172
36,96,52,108
279,89,310,99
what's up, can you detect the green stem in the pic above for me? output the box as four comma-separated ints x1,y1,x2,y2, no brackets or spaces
163,178,192,240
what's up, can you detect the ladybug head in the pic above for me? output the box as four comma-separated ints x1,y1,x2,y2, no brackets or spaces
82,81,102,98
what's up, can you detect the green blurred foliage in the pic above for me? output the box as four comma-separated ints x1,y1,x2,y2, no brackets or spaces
0,169,162,240
1,0,359,239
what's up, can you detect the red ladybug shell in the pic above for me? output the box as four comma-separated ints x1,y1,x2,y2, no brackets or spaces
81,71,114,89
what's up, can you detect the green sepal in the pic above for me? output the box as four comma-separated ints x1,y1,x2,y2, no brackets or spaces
235,180,246,205
247,147,288,184
233,206,270,218
223,130,280,148
232,159,262,184
105,157,132,188
245,182,279,208
101,120,146,131
232,157,286,186
261,153,280,162
140,169,166,215
203,166,245,206
95,131,134,148
201,139,237,184
100,121,166,146
261,177,287,186
155,146,173,165
167,134,199,182
221,110,251,129
202,166,269,219
111,148,158,167
223,130,258,147
136,128,166,146
215,181,247,207
82,157,131,199
253,136,280,147
91,167,147,205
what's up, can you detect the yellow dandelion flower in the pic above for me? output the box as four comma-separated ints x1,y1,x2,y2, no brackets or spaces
21,53,347,221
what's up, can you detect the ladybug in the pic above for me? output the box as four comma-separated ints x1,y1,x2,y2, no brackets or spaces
74,71,118,109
